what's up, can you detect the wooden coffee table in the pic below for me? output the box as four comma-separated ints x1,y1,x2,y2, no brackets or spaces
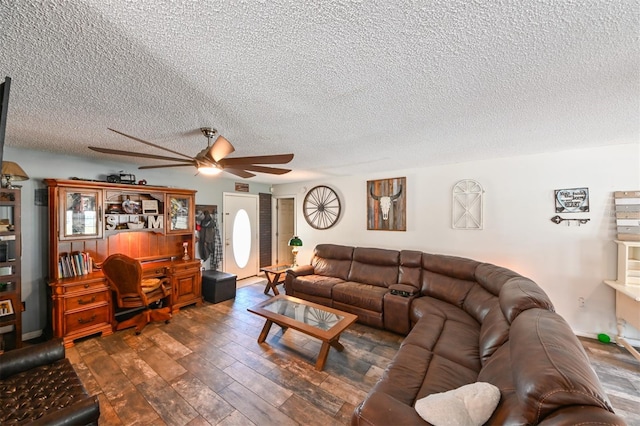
247,295,358,371
260,264,290,295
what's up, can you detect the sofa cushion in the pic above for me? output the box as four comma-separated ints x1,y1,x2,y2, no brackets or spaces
499,277,554,324
509,309,614,424
414,382,501,426
478,303,510,365
477,343,528,425
419,269,476,308
348,247,399,287
290,275,344,299
474,263,523,296
462,284,497,324
422,253,479,281
370,337,435,406
311,244,354,280
332,282,388,312
399,250,422,289
408,299,481,374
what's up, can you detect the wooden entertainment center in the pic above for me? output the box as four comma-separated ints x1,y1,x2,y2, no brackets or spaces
45,179,202,347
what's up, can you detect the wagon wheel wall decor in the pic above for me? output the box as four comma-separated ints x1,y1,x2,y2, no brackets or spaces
303,185,341,229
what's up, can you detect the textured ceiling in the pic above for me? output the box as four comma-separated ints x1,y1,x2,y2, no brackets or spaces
1,1,638,183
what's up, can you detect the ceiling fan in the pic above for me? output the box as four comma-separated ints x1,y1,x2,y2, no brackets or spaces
88,127,294,178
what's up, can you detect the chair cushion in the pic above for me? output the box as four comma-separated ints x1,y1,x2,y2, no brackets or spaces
141,278,161,293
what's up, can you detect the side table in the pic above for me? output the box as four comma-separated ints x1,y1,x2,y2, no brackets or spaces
260,264,291,296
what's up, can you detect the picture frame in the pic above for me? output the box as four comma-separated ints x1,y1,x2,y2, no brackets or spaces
0,299,13,316
555,187,589,213
142,199,159,214
367,177,406,231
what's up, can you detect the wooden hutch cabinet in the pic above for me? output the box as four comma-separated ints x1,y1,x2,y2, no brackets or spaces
45,179,202,347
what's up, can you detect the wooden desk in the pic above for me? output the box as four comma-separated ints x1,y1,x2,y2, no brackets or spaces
604,280,640,362
50,257,202,348
260,264,291,296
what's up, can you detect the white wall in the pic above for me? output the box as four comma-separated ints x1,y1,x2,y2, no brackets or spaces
273,143,640,341
3,146,270,338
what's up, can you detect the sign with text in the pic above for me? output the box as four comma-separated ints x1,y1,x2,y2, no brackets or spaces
555,187,589,213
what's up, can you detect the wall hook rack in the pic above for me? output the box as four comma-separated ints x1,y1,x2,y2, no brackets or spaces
550,215,590,225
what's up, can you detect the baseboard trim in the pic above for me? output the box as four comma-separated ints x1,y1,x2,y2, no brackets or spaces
575,331,640,349
22,329,43,341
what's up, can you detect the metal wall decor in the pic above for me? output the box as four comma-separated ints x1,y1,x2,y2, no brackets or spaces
550,215,590,226
303,185,341,229
367,177,406,231
452,179,484,230
554,187,589,213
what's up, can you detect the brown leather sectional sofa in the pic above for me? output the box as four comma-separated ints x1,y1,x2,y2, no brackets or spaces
285,244,625,425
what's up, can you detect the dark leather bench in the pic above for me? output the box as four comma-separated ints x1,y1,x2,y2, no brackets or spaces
0,338,100,425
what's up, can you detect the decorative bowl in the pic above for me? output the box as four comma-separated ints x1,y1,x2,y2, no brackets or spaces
126,222,144,229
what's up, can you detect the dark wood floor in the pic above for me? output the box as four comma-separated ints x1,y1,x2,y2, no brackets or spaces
66,280,640,425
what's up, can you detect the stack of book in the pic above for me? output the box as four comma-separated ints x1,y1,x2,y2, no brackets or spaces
58,252,93,278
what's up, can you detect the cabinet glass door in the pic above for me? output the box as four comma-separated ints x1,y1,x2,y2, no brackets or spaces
167,194,193,234
60,188,102,240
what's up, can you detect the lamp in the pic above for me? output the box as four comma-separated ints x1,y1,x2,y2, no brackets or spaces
288,236,303,267
1,161,29,188
197,164,222,176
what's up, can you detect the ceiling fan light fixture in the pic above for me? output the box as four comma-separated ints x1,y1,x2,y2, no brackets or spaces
197,164,222,175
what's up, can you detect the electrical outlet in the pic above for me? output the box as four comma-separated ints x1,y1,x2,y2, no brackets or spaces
578,297,585,308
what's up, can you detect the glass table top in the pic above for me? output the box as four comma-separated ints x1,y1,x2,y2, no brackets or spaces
261,298,343,331
261,264,291,272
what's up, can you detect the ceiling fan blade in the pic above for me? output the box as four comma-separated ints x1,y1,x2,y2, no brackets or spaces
138,162,196,170
108,128,195,161
224,168,256,178
230,164,291,175
89,146,193,163
208,135,235,162
219,153,294,166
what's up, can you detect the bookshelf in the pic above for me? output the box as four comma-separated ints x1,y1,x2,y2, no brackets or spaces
0,188,21,352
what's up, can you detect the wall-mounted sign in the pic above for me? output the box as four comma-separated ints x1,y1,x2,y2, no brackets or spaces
235,182,249,192
555,187,589,213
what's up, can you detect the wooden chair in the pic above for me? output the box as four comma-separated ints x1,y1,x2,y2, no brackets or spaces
102,253,172,334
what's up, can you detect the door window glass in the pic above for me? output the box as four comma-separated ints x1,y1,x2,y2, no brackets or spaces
232,209,251,268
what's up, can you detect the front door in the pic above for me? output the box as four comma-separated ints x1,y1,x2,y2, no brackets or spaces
223,193,258,279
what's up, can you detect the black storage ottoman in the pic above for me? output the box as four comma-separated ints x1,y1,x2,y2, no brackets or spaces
202,270,237,303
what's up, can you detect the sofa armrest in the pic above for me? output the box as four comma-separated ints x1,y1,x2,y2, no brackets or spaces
285,265,315,295
0,338,65,379
389,284,418,297
384,291,418,335
286,264,315,277
538,406,626,425
31,395,101,426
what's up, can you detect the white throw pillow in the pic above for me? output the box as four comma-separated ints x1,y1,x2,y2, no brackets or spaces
414,382,501,426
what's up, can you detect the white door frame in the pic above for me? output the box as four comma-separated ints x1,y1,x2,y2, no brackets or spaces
222,192,259,278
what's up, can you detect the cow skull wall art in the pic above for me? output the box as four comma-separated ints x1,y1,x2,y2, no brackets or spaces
367,177,407,231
